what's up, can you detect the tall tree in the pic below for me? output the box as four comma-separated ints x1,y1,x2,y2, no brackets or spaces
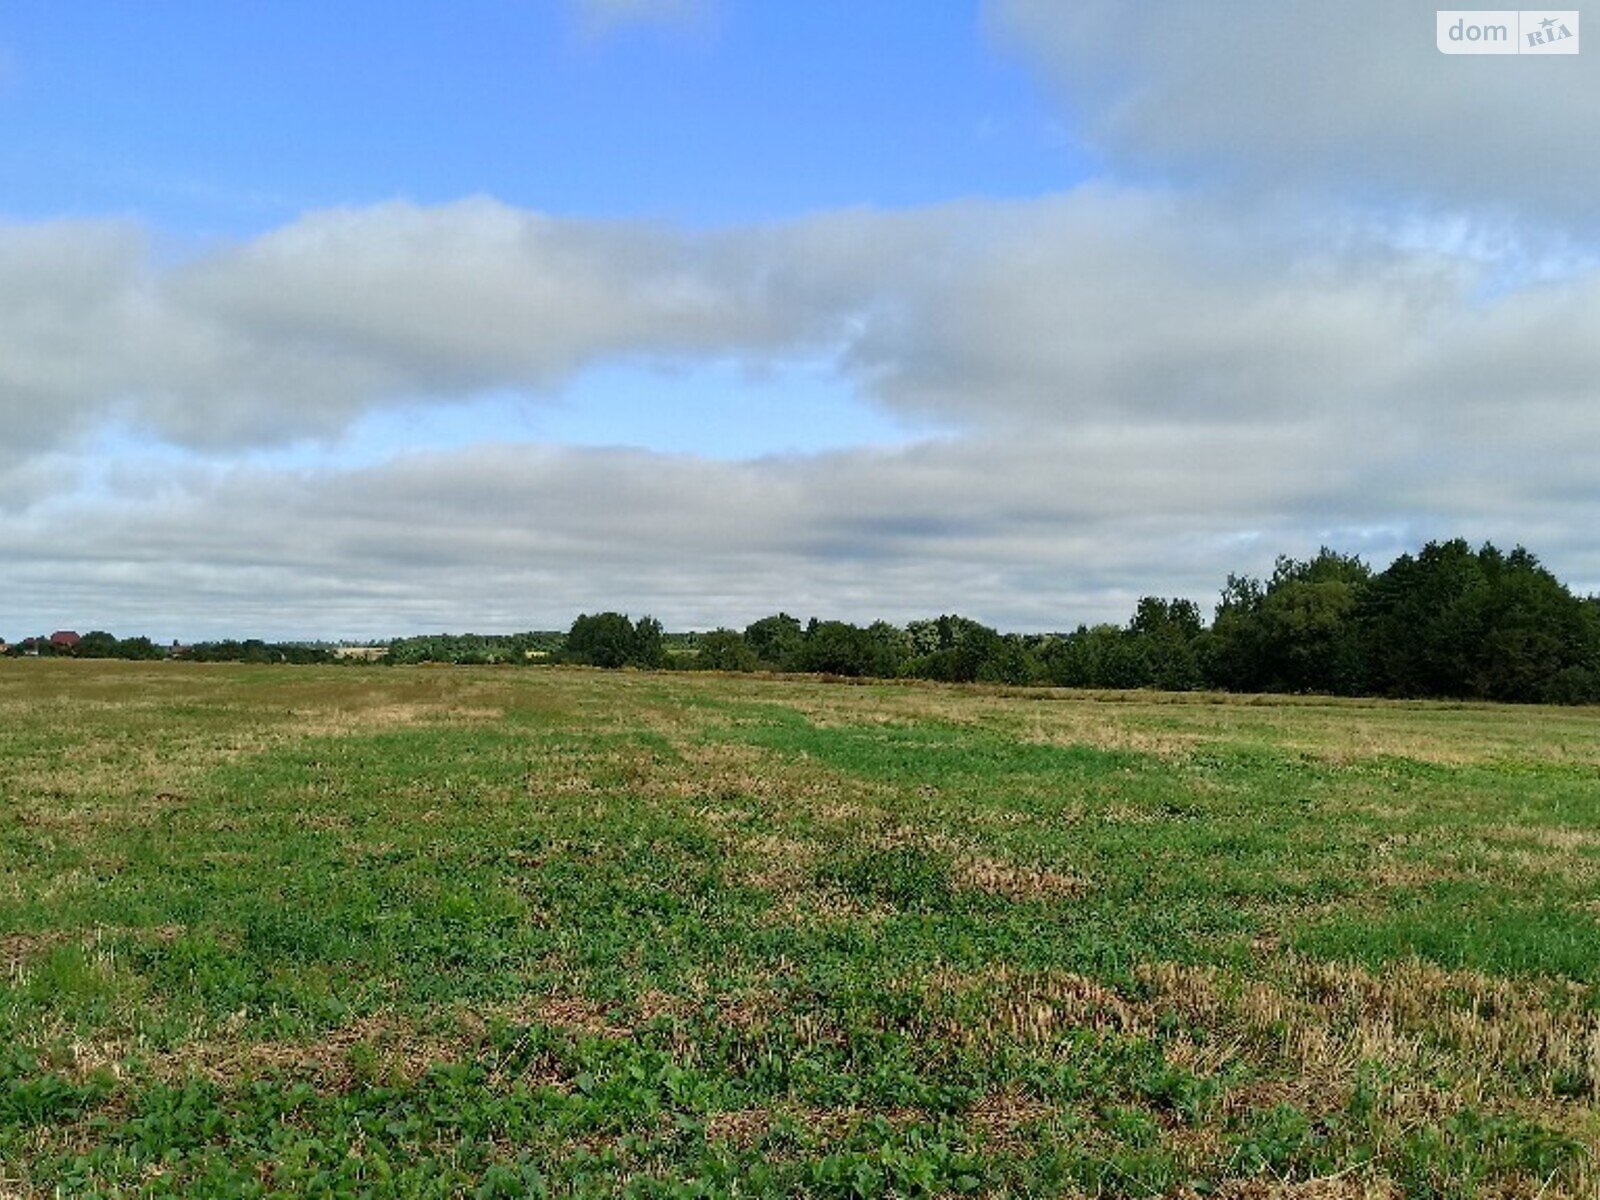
1257,550,1370,694
631,615,666,669
1358,541,1592,701
743,613,804,669
1129,597,1204,691
565,612,638,669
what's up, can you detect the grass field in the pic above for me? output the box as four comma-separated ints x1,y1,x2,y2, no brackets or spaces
3,661,1599,1197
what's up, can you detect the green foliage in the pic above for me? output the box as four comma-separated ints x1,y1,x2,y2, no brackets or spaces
1360,541,1595,701
1392,1109,1587,1198
387,631,558,665
793,620,904,678
817,845,953,909
743,613,805,670
188,638,332,664
1205,573,1269,690
17,537,1600,705
10,630,170,660
112,634,166,660
1228,1103,1320,1176
1040,624,1147,688
1205,550,1370,694
73,630,121,658
565,612,638,668
632,616,666,670
565,613,665,670
1128,597,1205,690
905,615,1004,683
693,629,759,672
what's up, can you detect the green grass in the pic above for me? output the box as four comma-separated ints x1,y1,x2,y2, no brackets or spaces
2,661,1599,1196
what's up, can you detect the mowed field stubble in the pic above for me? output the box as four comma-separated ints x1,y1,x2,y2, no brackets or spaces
3,662,1599,1198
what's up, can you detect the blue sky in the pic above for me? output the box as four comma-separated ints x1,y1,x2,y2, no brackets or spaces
0,1,1063,469
3,1,1599,639
0,2,1087,233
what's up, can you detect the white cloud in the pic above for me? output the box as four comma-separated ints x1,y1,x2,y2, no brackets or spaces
0,199,886,456
840,190,1478,427
4,189,1569,466
7,415,1599,641
988,0,1600,228
5,190,1600,633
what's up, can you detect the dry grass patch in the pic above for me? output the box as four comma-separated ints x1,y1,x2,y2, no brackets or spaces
507,996,637,1040
756,888,894,929
137,1010,522,1092
699,1091,1058,1153
1207,1176,1401,1199
964,1087,1059,1150
919,956,1600,1115
952,854,1090,900
1015,715,1205,760
283,702,506,738
1,932,71,974
1480,823,1600,853
664,739,892,821
735,832,822,890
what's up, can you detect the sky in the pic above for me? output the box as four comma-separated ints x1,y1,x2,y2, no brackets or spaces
2,0,1598,640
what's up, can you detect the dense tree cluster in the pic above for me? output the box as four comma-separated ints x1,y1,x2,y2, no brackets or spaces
656,541,1600,704
187,640,334,664
1200,542,1600,702
0,634,340,663
2,631,165,659
73,631,167,660
562,613,665,669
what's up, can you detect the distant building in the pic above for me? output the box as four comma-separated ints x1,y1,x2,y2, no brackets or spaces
50,630,82,652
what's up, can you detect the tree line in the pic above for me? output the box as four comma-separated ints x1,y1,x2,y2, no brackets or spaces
4,635,339,664
1,631,168,660
8,539,1597,703
559,540,1600,704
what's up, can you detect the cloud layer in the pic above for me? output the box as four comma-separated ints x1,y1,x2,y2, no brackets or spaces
8,410,1598,640
989,0,1600,226
12,189,1598,458
0,200,884,456
5,182,1600,635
